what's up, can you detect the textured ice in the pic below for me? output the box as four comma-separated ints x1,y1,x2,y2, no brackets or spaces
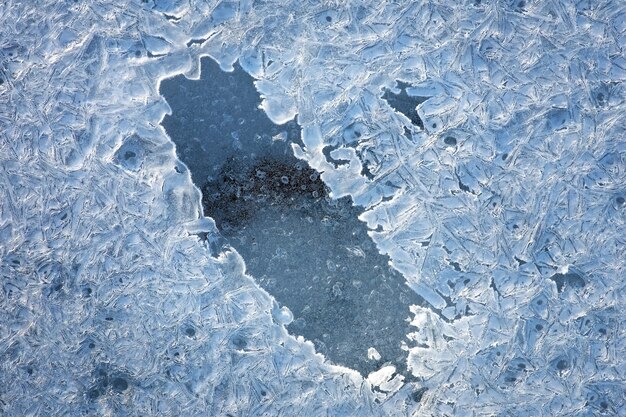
159,57,423,379
1,1,625,416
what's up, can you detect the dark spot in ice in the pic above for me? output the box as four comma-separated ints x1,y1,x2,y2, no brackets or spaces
456,174,471,193
535,324,544,331
87,388,101,400
501,153,508,160
96,368,107,380
550,271,586,293
124,151,136,160
444,136,457,146
546,108,570,131
382,80,428,130
185,327,196,337
230,334,247,350
360,162,375,180
26,366,33,375
323,145,350,168
160,57,422,379
556,359,569,370
111,377,129,392
616,196,625,206
326,15,332,22
411,387,428,402
88,342,96,349
186,38,208,47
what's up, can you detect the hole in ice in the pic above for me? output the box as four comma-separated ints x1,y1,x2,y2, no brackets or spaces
382,80,428,130
550,271,586,293
160,56,422,378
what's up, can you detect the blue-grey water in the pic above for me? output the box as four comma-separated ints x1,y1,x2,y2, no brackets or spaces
160,56,422,378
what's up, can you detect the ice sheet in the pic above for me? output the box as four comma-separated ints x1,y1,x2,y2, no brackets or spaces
1,0,625,416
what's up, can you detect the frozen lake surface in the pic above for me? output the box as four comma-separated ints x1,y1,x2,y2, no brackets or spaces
1,0,625,415
161,57,422,378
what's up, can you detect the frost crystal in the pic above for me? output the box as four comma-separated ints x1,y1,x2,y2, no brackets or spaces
1,1,625,416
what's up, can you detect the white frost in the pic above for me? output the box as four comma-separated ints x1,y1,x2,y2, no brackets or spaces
1,0,625,416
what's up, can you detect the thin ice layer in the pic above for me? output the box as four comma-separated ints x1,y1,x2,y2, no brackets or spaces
1,0,625,416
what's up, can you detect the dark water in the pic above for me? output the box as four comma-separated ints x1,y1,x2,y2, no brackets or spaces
160,56,421,378
381,80,428,130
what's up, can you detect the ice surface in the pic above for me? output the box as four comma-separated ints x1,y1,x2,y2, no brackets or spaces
160,57,423,379
1,0,625,416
